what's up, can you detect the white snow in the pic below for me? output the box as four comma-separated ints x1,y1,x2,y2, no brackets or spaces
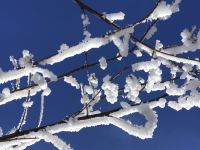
132,59,162,93
19,50,33,68
181,28,192,46
30,131,73,150
0,66,57,85
38,88,51,127
134,49,143,57
46,101,163,140
42,87,51,96
99,57,107,70
163,28,200,55
81,14,90,27
32,73,47,90
81,94,90,104
2,88,10,96
124,75,142,103
101,75,119,104
40,26,134,65
148,0,181,21
132,59,161,72
145,68,162,93
81,14,91,41
136,42,200,67
84,85,93,95
111,104,158,139
120,101,131,109
22,101,33,108
155,40,163,50
9,56,18,69
168,80,200,111
0,84,42,106
145,25,157,39
64,76,80,89
38,95,45,128
0,99,166,149
111,27,133,57
88,73,98,88
166,83,185,96
58,43,69,53
104,11,125,22
0,127,3,137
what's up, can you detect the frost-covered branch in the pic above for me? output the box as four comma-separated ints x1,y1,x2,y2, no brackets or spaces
0,97,166,148
0,0,200,149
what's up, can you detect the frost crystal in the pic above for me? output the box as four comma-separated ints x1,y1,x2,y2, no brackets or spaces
155,40,163,50
145,25,157,39
181,29,192,47
22,101,33,108
58,43,69,53
42,87,51,96
148,0,181,21
84,85,93,95
120,101,130,109
134,49,143,57
99,57,107,70
64,76,80,89
32,73,47,90
30,131,73,150
102,75,119,104
0,127,3,137
124,75,141,103
81,14,91,41
19,50,33,68
132,60,161,72
88,73,98,88
111,27,133,57
81,94,90,104
0,66,57,85
104,11,125,22
2,88,10,96
166,83,185,96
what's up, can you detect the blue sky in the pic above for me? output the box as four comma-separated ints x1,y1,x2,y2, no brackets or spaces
0,0,200,149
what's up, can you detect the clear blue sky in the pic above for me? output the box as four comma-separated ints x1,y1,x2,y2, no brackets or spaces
0,0,200,150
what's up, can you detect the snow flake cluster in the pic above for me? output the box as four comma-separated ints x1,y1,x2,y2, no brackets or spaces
148,0,181,21
104,11,125,22
99,57,107,70
111,27,133,57
1,0,200,149
81,14,91,41
102,75,119,104
64,76,80,89
124,75,141,103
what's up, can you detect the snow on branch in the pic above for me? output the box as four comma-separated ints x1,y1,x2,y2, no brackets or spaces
3,131,73,150
0,63,57,85
103,11,125,23
136,42,200,67
40,26,134,65
147,0,181,21
0,0,200,149
30,131,73,150
109,104,158,139
164,28,200,55
0,85,42,106
0,98,166,149
168,79,200,111
101,75,119,104
64,76,80,89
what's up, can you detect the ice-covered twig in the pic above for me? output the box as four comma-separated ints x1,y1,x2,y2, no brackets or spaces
0,98,166,148
40,25,134,65
136,41,200,67
0,67,57,85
